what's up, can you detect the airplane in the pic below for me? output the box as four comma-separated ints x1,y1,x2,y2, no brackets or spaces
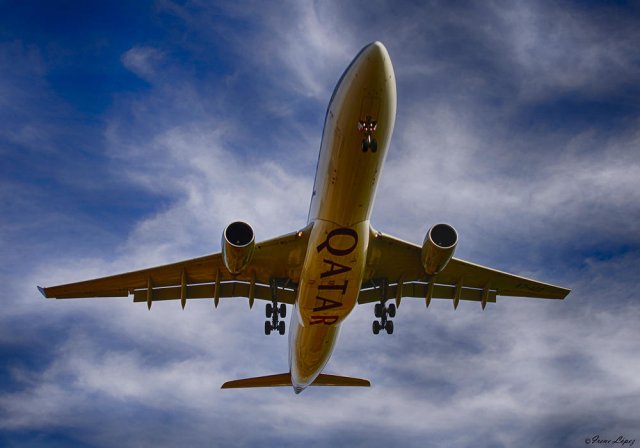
38,41,570,394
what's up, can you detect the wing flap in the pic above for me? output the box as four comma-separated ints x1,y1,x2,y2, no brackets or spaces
358,281,497,304
131,282,296,305
47,289,130,299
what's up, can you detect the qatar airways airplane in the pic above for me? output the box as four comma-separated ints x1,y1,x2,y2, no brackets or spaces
39,42,570,393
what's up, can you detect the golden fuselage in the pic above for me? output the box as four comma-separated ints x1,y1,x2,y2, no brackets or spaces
289,42,397,392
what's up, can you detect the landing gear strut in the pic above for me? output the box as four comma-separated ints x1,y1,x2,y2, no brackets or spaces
372,279,395,335
358,115,378,153
265,278,286,335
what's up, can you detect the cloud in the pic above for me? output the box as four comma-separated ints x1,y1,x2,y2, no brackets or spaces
492,2,640,99
163,0,356,100
2,1,639,446
0,41,65,153
121,46,165,81
378,106,640,251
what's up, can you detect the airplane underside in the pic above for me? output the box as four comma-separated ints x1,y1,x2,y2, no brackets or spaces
38,42,570,394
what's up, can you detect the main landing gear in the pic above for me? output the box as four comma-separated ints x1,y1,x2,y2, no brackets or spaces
358,115,378,153
265,278,286,335
372,279,395,335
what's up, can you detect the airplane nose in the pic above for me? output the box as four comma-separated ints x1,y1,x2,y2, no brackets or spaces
366,41,388,58
353,41,394,85
360,41,390,67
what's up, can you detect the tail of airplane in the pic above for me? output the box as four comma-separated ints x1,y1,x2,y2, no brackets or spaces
221,372,370,390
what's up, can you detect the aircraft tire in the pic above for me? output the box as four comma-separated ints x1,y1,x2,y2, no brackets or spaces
385,320,394,335
278,321,285,335
388,303,396,318
374,303,382,318
266,303,273,318
372,320,381,335
265,321,271,335
279,304,286,318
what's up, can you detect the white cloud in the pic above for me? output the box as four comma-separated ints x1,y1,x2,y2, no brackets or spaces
227,1,355,100
101,123,312,266
121,46,165,81
493,2,640,99
375,103,640,258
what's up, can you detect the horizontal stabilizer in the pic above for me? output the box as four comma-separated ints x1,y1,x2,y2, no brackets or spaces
221,372,370,389
222,373,291,388
311,373,370,387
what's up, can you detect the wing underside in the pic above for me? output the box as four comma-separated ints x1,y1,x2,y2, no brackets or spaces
40,224,569,309
39,227,311,307
360,229,569,306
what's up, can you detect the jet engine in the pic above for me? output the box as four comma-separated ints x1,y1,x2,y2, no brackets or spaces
421,223,458,276
222,221,255,274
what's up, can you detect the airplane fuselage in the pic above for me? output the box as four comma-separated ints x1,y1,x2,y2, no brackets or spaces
289,42,397,392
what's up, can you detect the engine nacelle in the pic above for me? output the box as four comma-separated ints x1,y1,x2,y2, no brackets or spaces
421,223,458,276
222,221,255,275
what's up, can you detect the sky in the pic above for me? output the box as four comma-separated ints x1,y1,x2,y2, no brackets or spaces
1,0,640,446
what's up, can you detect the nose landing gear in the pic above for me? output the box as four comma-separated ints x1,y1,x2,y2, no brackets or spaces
358,115,378,153
372,279,395,335
265,278,287,335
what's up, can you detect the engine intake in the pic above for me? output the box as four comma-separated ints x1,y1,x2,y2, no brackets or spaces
222,221,255,274
421,223,457,276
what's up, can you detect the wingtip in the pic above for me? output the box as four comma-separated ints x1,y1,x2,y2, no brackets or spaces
37,286,47,298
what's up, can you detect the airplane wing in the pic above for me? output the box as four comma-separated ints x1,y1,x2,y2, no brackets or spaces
360,230,570,307
39,226,312,308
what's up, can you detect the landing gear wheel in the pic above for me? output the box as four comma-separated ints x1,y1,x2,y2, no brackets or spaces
266,278,287,336
385,320,394,335
361,139,369,152
388,303,396,318
374,303,383,318
371,139,378,153
372,320,381,335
